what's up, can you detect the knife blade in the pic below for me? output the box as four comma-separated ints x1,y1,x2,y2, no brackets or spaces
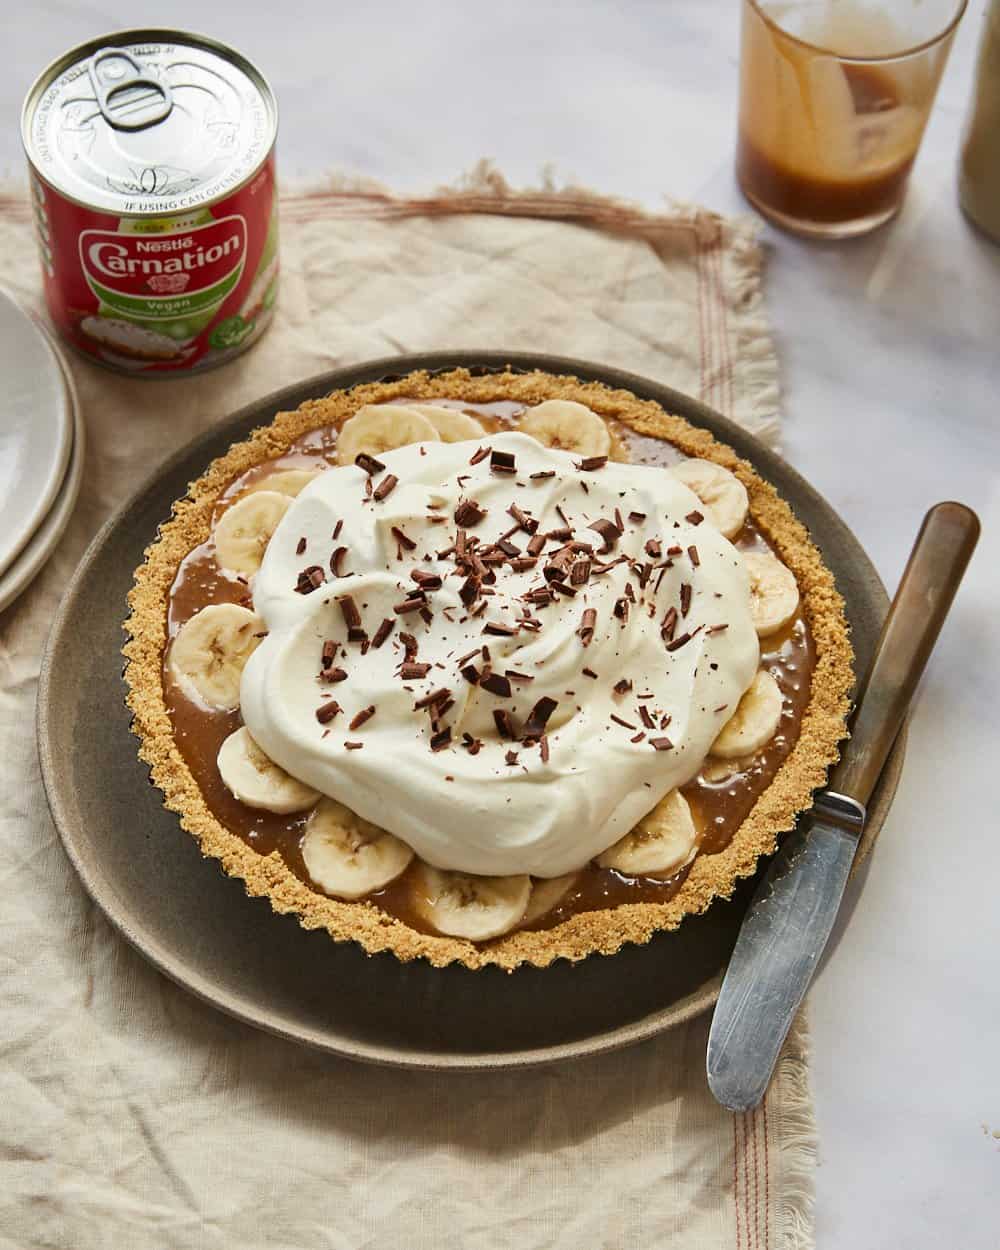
707,501,980,1112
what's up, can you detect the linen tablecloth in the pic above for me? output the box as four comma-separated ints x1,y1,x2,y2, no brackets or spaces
0,166,814,1249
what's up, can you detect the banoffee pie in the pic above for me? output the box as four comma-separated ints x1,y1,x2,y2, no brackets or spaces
124,369,852,969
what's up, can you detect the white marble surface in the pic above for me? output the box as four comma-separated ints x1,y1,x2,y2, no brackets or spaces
5,2,999,1245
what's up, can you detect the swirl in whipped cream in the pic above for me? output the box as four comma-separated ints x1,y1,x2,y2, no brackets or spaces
240,431,760,876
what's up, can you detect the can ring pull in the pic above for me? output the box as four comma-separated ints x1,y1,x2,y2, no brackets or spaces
88,48,173,132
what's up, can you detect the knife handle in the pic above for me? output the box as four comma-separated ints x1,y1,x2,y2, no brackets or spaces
833,502,979,806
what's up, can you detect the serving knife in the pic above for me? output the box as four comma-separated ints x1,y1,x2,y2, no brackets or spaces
707,501,980,1112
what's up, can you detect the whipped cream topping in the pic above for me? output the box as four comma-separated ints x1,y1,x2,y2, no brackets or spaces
240,431,760,877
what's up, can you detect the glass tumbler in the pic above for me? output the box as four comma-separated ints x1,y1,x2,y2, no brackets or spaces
737,0,967,237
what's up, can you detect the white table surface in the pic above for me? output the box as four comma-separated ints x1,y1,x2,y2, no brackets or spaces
6,2,999,1246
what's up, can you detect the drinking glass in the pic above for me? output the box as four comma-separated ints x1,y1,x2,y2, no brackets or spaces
737,0,967,237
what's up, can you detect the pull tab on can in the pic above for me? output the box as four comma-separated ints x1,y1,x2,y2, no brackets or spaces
88,47,173,131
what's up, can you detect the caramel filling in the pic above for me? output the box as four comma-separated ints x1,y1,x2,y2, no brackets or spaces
164,400,814,934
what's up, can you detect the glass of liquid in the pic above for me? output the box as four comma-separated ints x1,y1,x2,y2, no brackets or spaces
737,0,967,237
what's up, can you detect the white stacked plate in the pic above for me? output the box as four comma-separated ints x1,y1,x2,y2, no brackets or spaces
0,287,85,614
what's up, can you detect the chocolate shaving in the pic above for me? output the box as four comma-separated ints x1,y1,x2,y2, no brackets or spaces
371,618,395,649
296,537,307,555
639,705,655,730
507,503,538,534
373,474,398,501
355,453,386,475
469,445,492,465
577,455,608,471
295,565,326,594
551,581,577,598
530,470,556,480
321,639,338,669
315,701,341,724
321,666,348,684
411,569,442,590
578,608,597,647
665,625,703,652
660,713,672,730
706,623,729,636
628,511,647,523
509,556,538,573
349,706,375,731
588,518,621,554
667,545,683,557
497,538,521,557
400,632,418,660
493,709,516,739
650,737,674,751
329,547,348,577
570,558,591,585
454,499,487,527
613,678,633,695
610,714,637,731
483,622,519,636
391,525,417,552
630,732,646,744
480,671,513,698
490,449,516,475
414,687,451,710
332,519,344,540
645,538,662,558
687,545,700,567
680,582,692,618
337,596,362,630
582,667,598,679
661,606,678,643
524,696,557,738
505,669,534,683
430,727,452,752
526,533,546,557
400,662,431,679
613,597,629,624
685,510,704,526
393,597,426,615
458,575,480,607
460,664,480,685
539,735,550,763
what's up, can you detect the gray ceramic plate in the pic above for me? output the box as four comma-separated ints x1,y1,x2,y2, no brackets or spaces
37,352,904,1071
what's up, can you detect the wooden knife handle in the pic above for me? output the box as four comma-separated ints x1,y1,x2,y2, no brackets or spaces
833,502,979,807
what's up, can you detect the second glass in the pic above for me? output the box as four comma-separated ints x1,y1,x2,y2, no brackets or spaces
737,0,966,237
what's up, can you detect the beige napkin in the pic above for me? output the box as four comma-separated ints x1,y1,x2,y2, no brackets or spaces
0,167,813,1250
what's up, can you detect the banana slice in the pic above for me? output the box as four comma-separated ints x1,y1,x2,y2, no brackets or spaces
711,669,783,759
301,798,413,900
248,467,324,497
411,863,531,940
518,400,611,458
217,726,320,814
409,404,486,442
670,459,749,539
214,490,291,576
168,604,264,710
519,873,580,928
743,551,800,636
336,404,440,466
597,789,698,878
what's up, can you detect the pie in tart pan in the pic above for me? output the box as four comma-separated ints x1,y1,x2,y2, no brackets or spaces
123,368,852,970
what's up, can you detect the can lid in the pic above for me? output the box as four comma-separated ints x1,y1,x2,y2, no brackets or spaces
21,29,277,216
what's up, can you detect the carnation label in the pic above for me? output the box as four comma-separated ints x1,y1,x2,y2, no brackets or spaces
79,217,248,322
21,31,278,374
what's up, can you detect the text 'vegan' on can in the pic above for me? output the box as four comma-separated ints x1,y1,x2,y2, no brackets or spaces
21,29,279,375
